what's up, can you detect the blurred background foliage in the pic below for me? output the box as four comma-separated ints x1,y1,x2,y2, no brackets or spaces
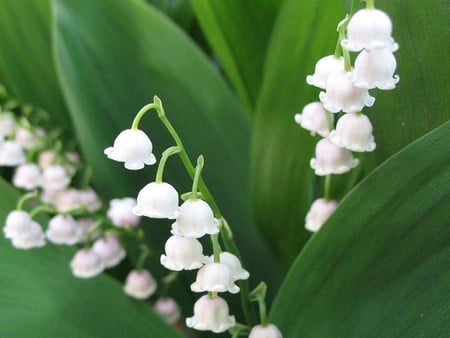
0,0,448,337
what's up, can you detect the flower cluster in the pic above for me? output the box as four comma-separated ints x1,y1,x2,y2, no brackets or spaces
297,3,399,233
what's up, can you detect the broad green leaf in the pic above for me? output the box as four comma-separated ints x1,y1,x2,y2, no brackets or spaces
53,0,282,307
0,178,183,338
0,0,72,130
190,0,282,112
146,0,195,30
269,121,450,338
251,1,344,267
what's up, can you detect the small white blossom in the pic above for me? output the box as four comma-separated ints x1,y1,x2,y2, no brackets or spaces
341,8,398,52
294,102,333,137
171,199,219,238
77,218,101,243
0,141,26,166
42,165,71,191
191,262,240,294
104,129,156,170
249,324,283,338
78,188,102,212
154,298,181,324
0,112,15,137
4,210,34,239
14,127,44,150
329,113,376,152
38,150,56,169
160,235,208,271
70,248,104,278
210,252,249,281
133,182,179,219
92,234,126,268
310,138,359,176
123,269,157,299
306,55,345,89
353,48,399,90
11,221,45,249
319,71,375,114
53,189,82,212
186,295,236,333
107,197,140,227
46,214,81,245
12,163,42,190
305,198,338,232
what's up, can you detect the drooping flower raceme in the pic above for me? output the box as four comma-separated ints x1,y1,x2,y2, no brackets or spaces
186,295,236,333
12,163,42,190
92,234,126,268
190,262,240,294
160,235,208,271
294,102,333,138
249,324,283,338
133,182,179,219
329,113,376,152
305,198,338,233
123,269,157,299
104,129,156,170
70,248,104,278
107,197,140,227
171,199,219,238
306,55,345,89
310,138,359,176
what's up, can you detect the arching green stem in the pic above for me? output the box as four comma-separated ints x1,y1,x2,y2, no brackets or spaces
131,103,160,130
211,233,222,263
250,282,268,327
30,204,56,218
337,17,352,72
136,244,152,271
155,146,181,183
17,191,38,210
365,0,375,9
325,110,334,132
191,155,204,200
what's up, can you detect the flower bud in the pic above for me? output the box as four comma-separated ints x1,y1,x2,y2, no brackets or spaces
78,188,102,212
11,221,45,249
154,298,181,324
124,269,157,299
305,198,338,232
210,252,249,281
42,165,71,191
107,197,140,227
70,248,104,278
92,234,126,268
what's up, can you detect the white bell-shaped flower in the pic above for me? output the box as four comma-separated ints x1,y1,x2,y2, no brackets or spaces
92,234,126,268
305,198,338,232
12,163,42,190
191,262,240,294
124,269,157,299
133,182,179,219
14,127,44,150
249,324,283,338
4,210,33,239
107,197,140,227
319,70,375,113
306,55,345,89
186,295,236,333
154,298,181,324
353,48,399,90
77,218,101,243
160,235,208,271
341,8,398,52
210,252,249,281
294,102,332,137
104,129,156,170
53,189,82,213
70,248,104,278
310,138,359,176
38,149,56,169
42,165,71,191
171,199,219,238
0,141,26,166
78,188,102,212
11,221,45,249
46,214,81,245
329,113,376,152
0,112,15,136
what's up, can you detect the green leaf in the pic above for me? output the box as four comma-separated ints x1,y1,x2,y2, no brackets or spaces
190,0,282,112
53,0,282,304
0,0,72,130
0,178,182,338
146,0,195,30
251,0,345,267
269,121,450,337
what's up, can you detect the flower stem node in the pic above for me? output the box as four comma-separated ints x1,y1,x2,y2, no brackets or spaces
0,141,26,166
319,71,375,114
306,55,345,89
107,197,140,227
13,163,42,190
92,234,126,268
104,129,156,170
46,214,81,245
210,252,249,281
353,48,399,90
329,113,376,152
190,262,240,294
4,210,45,249
42,165,71,192
305,198,338,233
154,297,181,324
294,102,333,137
160,235,208,271
70,248,104,278
341,8,398,52
310,138,359,176
133,182,179,219
186,295,236,333
171,199,219,238
124,269,157,300
249,324,283,338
